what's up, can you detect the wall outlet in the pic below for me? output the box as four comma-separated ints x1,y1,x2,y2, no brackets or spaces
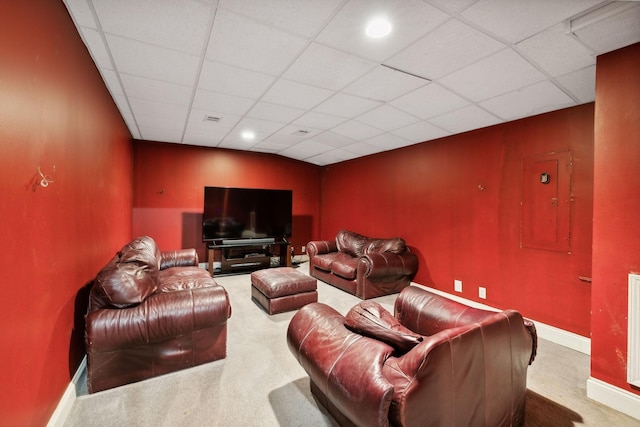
479,287,487,299
302,246,306,253
454,279,462,293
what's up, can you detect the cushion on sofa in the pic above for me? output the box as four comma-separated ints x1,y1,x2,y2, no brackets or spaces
92,261,158,308
157,266,217,292
364,237,407,255
335,229,368,257
344,301,423,353
331,257,359,280
312,251,343,271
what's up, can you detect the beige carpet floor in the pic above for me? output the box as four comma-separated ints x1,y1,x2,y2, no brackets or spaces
64,263,638,426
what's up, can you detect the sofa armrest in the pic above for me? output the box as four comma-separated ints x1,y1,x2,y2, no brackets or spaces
288,303,395,427
306,240,337,258
360,251,418,280
159,248,198,269
86,285,230,353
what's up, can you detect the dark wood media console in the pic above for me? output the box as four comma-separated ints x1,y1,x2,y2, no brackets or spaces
207,239,291,276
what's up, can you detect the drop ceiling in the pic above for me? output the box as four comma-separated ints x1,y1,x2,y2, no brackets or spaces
63,0,640,166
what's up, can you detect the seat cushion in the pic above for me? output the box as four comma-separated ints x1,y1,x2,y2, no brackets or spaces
331,257,359,280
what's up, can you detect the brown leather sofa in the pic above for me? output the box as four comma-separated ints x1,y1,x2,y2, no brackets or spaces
306,229,418,299
85,236,232,393
287,286,537,427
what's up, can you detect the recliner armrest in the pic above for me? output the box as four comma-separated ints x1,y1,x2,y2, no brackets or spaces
159,248,198,269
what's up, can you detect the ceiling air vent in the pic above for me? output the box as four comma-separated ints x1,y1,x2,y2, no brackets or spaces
291,130,310,136
203,115,221,123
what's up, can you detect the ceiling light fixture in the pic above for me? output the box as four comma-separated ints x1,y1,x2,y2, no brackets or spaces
241,130,256,141
366,16,392,38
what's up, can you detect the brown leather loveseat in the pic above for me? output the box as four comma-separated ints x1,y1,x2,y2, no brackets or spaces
306,229,418,299
85,236,232,393
287,286,537,426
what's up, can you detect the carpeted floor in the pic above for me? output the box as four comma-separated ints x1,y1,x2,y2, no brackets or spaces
63,263,638,426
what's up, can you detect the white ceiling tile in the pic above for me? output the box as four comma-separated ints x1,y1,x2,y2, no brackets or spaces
280,140,333,160
391,121,450,143
253,134,301,151
310,131,357,148
100,69,124,97
343,65,429,102
139,127,184,143
120,111,140,138
218,134,261,150
331,120,384,141
362,132,413,150
107,35,200,86
261,80,335,110
390,83,469,120
517,24,595,77
439,48,547,102
283,43,377,90
387,19,505,80
64,0,98,28
572,4,640,55
313,93,382,118
232,117,286,136
192,90,255,116
80,27,113,70
198,61,276,100
480,80,576,121
356,105,420,132
121,75,193,106
305,148,361,166
461,0,603,44
129,98,189,124
184,108,239,138
343,142,386,156
426,0,477,14
556,65,596,104
92,0,214,54
112,94,131,114
206,9,308,76
316,0,449,62
275,125,324,140
247,102,306,123
292,111,346,130
218,0,345,38
428,105,501,134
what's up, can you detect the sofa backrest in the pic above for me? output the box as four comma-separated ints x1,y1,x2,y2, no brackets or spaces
335,229,407,257
88,236,160,311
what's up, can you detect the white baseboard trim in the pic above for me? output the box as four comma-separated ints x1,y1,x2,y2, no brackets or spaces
47,356,86,427
587,377,640,420
414,283,591,355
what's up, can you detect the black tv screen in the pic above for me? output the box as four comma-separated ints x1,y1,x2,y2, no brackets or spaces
202,187,292,242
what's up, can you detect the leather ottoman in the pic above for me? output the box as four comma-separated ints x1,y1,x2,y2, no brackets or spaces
251,267,317,314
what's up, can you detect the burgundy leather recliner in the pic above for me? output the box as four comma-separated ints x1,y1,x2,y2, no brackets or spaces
287,286,537,427
85,236,232,393
306,229,418,299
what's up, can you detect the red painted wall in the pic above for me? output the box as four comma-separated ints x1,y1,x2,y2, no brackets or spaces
591,43,640,395
320,104,594,335
132,141,321,261
0,2,133,425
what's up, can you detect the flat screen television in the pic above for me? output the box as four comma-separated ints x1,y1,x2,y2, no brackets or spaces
202,186,292,243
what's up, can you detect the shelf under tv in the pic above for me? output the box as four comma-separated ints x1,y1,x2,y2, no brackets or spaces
207,239,291,276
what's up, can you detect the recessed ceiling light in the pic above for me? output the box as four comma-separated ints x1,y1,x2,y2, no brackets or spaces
241,130,256,141
366,16,392,38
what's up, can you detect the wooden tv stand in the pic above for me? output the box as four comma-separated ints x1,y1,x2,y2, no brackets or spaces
207,239,291,276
